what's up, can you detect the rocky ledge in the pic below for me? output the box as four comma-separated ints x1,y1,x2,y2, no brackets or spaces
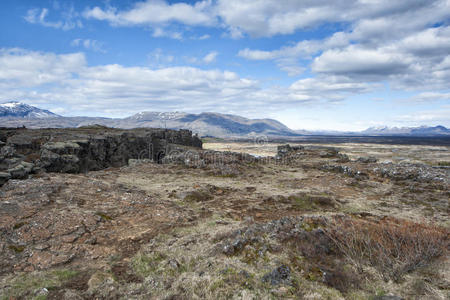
0,126,202,186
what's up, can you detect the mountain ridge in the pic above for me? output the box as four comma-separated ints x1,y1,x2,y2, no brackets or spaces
0,101,449,137
0,101,58,118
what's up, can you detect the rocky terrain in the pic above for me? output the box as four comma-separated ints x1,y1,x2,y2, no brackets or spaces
0,136,449,299
0,126,202,187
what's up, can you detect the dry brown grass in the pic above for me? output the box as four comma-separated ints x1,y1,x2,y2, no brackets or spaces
324,216,449,282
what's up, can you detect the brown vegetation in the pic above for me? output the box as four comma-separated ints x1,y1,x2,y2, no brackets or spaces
324,216,449,282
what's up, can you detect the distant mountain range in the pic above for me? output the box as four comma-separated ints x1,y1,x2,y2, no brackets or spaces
360,125,450,136
1,101,449,137
0,102,296,137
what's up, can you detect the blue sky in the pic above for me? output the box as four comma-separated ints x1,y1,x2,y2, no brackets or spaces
1,0,450,130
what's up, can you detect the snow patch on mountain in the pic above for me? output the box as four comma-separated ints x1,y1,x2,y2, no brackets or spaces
0,102,59,119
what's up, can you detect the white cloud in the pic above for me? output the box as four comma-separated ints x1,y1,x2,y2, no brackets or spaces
239,32,349,61
70,39,106,53
238,49,275,60
239,19,450,92
238,32,349,76
24,7,82,30
0,48,85,88
215,0,450,38
152,28,183,40
0,48,271,116
203,51,218,64
403,92,450,103
1,48,361,117
289,76,377,102
147,48,175,67
83,0,215,27
397,106,450,123
398,26,450,57
80,0,450,41
312,46,411,78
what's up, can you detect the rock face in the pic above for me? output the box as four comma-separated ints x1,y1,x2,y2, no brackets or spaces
0,127,202,185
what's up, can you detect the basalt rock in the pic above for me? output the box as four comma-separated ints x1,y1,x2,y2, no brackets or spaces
0,172,10,185
0,127,202,185
357,156,378,163
276,144,304,158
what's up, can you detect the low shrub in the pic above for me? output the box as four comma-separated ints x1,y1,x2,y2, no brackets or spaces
324,216,449,282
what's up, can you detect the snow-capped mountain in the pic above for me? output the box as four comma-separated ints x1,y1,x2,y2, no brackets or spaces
361,125,450,136
0,102,59,118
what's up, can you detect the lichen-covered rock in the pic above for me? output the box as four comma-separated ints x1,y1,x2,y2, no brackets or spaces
262,265,291,286
321,164,369,180
7,161,34,179
276,144,304,158
373,162,449,183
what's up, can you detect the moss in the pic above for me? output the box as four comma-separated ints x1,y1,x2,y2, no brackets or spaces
13,222,27,230
289,194,316,210
301,220,321,232
131,252,167,278
52,269,79,281
211,268,256,295
240,244,269,265
107,253,122,266
183,190,213,202
1,269,78,299
95,212,113,221
305,266,323,281
8,244,25,253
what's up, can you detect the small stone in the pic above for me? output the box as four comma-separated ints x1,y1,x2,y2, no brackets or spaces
271,286,289,297
85,236,97,245
34,244,50,251
168,259,180,269
35,287,49,297
262,265,291,286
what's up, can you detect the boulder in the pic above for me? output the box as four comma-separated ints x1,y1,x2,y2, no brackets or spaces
8,165,27,179
0,146,15,157
357,156,378,163
0,172,11,186
7,161,34,179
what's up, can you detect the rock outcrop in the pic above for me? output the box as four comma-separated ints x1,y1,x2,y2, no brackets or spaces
0,127,202,186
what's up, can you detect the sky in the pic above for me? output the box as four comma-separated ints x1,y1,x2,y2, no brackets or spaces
0,0,450,131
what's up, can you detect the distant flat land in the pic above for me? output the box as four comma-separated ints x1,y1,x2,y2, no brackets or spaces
204,141,450,165
227,135,450,146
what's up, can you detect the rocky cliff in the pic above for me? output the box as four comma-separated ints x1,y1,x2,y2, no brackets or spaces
0,126,202,186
